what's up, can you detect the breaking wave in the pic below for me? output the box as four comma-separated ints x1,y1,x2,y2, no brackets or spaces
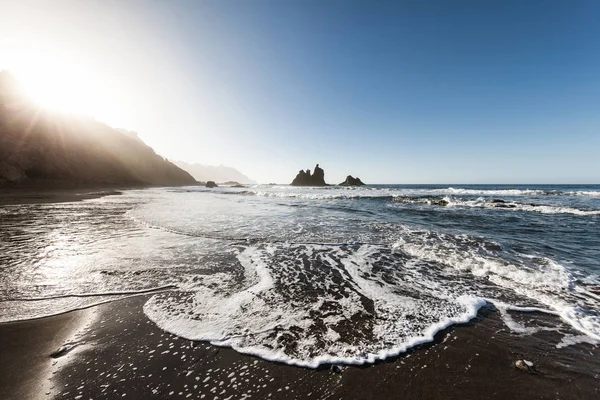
204,186,600,200
391,196,600,216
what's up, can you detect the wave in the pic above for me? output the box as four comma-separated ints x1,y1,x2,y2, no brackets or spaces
191,185,600,201
143,231,600,367
439,187,551,196
427,187,600,198
439,196,600,216
251,190,397,200
390,195,600,216
564,191,600,198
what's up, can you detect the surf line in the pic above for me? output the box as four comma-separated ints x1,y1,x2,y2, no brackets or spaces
138,220,389,247
3,285,178,302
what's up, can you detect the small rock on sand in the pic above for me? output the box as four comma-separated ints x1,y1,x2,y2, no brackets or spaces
515,359,535,373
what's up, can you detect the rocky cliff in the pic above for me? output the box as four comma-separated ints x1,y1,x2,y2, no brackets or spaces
0,71,196,187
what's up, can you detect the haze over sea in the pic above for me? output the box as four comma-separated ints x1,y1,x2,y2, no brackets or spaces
1,183,599,367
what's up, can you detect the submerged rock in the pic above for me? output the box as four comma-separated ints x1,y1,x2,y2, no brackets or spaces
205,181,218,188
431,199,449,206
339,175,365,186
291,164,327,186
493,203,516,208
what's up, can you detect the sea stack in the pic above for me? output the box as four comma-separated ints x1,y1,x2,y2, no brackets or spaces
291,164,327,186
339,175,365,186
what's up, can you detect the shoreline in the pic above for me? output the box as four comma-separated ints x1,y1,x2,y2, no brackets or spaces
0,183,197,206
1,295,598,399
0,184,129,206
1,185,599,398
0,307,92,400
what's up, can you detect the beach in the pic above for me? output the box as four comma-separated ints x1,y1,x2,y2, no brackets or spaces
1,295,598,400
1,185,600,399
0,183,140,206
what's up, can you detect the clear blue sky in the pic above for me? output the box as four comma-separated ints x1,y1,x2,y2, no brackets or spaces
1,0,599,183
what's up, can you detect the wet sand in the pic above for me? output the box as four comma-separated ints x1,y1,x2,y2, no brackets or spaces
1,295,598,400
0,309,89,400
0,186,125,206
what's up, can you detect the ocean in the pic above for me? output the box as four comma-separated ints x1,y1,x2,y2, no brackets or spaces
1,184,599,368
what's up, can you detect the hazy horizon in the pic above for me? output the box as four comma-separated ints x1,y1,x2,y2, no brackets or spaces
1,0,599,184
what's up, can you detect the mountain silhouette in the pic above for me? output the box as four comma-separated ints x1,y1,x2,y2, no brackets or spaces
0,71,196,187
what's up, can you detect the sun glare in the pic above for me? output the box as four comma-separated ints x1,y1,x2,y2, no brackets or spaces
1,43,124,125
18,52,103,114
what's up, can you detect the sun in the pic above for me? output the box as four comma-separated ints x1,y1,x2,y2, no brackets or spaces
1,42,123,125
15,50,104,115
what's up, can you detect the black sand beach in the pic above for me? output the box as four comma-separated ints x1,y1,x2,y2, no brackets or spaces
0,185,129,206
1,295,598,400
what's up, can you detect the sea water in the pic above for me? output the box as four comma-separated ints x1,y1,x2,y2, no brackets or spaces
1,184,599,367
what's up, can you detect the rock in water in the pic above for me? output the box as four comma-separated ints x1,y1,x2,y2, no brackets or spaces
338,175,365,186
312,164,326,185
431,199,449,206
205,181,218,188
291,164,327,186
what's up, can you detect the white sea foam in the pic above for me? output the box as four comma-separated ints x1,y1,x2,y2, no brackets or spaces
172,184,600,200
423,187,600,198
564,191,600,198
515,204,600,216
220,186,600,214
144,244,492,367
556,334,599,349
436,196,600,216
143,237,600,367
251,188,398,200
440,187,549,196
392,228,600,341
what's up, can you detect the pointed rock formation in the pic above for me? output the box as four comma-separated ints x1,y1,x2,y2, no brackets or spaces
291,164,327,186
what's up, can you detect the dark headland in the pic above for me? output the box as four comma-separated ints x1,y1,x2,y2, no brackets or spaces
0,70,196,192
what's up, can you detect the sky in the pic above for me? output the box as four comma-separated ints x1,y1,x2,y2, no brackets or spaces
0,0,599,184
